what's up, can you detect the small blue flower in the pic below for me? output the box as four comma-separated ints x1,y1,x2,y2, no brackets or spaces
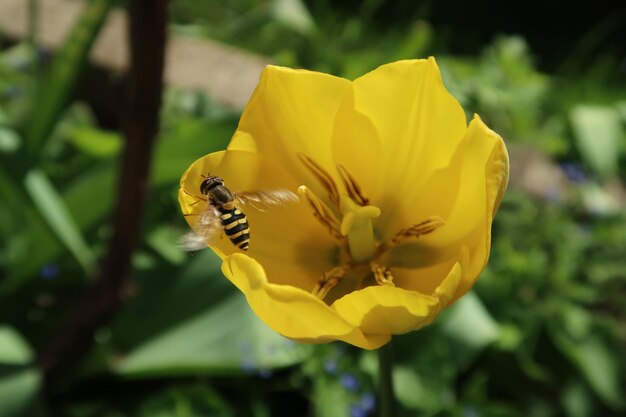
241,357,256,375
40,264,60,279
340,372,359,391
349,404,367,417
463,406,479,417
560,162,587,184
323,357,338,374
359,393,376,412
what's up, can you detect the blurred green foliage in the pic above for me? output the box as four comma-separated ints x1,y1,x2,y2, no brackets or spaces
1,0,625,417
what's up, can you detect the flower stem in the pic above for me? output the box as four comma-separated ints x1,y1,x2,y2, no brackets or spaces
377,341,395,417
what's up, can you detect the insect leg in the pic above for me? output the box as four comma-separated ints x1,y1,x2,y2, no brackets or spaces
182,189,207,200
182,189,208,207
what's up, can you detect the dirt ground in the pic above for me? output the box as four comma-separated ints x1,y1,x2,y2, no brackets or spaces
0,0,271,110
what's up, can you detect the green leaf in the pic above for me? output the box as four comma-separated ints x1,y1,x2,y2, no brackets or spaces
388,328,457,412
138,383,233,417
0,108,9,125
117,296,311,377
151,117,234,186
579,182,622,215
0,327,33,365
271,0,315,35
313,375,352,417
24,169,95,272
0,162,116,297
393,366,425,410
0,328,39,417
0,367,40,417
570,105,622,178
562,381,593,417
0,128,21,154
3,117,232,294
393,365,448,412
392,20,432,61
25,0,112,159
112,251,311,377
439,291,499,367
615,101,626,122
550,322,623,409
68,126,122,157
146,226,186,265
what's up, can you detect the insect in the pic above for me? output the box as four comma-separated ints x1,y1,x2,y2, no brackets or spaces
181,175,299,251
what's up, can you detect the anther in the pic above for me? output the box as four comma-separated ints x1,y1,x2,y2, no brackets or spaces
336,163,369,206
376,216,445,257
390,216,445,245
313,265,349,300
299,186,343,240
297,152,341,208
371,263,395,286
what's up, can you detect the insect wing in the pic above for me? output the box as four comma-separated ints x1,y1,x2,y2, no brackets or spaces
234,190,299,211
179,205,222,251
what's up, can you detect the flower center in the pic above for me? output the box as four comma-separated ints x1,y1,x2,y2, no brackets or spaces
297,153,444,302
339,195,380,263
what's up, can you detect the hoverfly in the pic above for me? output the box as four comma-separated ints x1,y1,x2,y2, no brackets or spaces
181,175,299,251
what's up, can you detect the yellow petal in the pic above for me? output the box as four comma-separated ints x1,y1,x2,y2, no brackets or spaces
453,118,508,299
223,254,385,349
331,285,438,337
482,115,510,218
386,116,508,299
229,65,351,205
332,58,467,216
330,260,462,341
422,261,463,325
330,87,382,204
179,150,337,291
390,259,458,295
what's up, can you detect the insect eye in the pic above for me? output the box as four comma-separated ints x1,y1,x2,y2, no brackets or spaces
200,179,211,195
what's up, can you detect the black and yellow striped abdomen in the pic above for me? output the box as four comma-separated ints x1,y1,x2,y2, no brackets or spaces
219,206,250,250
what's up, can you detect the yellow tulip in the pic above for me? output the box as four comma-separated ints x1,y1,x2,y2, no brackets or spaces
179,58,509,349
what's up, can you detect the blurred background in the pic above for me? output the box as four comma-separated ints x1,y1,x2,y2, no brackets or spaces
0,0,625,416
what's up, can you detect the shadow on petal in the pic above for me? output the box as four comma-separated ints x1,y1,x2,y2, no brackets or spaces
223,254,382,349
331,286,438,336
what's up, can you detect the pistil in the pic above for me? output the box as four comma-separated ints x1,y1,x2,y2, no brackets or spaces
339,195,380,263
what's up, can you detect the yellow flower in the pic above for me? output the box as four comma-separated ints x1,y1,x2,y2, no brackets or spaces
179,58,509,349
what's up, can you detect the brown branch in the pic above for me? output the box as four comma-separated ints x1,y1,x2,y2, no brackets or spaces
36,0,168,392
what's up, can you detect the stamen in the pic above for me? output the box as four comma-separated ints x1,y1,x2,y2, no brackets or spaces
390,216,445,245
370,262,395,286
376,216,445,256
298,186,343,240
297,152,340,208
336,163,369,206
313,265,349,300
